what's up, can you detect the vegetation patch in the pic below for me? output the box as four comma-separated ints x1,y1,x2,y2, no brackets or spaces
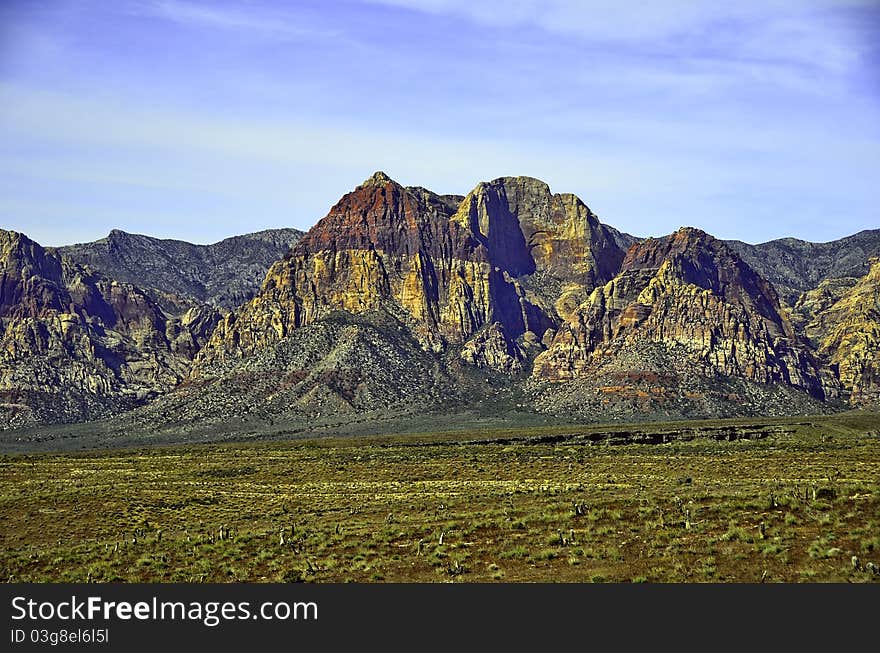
1,412,879,582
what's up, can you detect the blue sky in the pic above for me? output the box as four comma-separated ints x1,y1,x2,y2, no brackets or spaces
1,0,877,246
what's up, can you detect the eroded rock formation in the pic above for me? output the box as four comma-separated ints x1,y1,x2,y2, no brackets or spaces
194,172,626,375
804,258,880,406
0,230,219,426
533,228,832,399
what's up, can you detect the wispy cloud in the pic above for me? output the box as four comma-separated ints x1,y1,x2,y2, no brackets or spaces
0,1,876,246
0,82,643,181
134,0,337,40
359,0,872,74
2,80,876,245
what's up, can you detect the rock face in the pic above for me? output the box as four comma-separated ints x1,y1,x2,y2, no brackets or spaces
531,228,833,413
450,176,628,324
802,258,880,406
59,228,304,313
194,173,626,376
1,174,875,431
726,230,880,305
0,230,220,427
791,276,860,342
186,175,848,425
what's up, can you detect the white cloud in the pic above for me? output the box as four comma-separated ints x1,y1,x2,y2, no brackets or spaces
359,0,870,74
1,74,876,245
133,0,338,40
0,82,695,238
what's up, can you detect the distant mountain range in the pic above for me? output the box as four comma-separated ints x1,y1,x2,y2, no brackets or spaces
1,173,877,432
58,228,304,313
726,230,880,305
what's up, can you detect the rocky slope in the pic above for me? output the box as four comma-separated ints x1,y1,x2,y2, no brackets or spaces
801,258,880,406
124,308,476,430
529,228,836,418
193,173,627,377
2,173,875,431
0,230,220,427
726,229,880,305
791,276,860,342
59,228,303,313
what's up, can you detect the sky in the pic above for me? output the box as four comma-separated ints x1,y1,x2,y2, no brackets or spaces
0,0,878,246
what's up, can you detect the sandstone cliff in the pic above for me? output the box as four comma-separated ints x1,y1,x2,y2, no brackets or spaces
791,276,860,343
193,172,626,376
801,258,880,406
530,228,833,416
0,230,220,427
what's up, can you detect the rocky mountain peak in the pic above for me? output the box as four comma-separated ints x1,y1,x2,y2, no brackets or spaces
623,227,717,269
292,171,463,259
534,222,829,401
451,177,538,277
453,176,626,292
0,229,66,318
0,232,224,427
621,227,784,319
1,229,49,262
358,170,397,188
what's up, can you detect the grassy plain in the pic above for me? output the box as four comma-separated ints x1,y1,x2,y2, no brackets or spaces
1,411,879,583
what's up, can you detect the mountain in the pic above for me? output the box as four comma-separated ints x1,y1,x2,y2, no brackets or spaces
172,174,842,427
134,172,634,424
726,230,880,305
0,229,220,427
59,228,304,313
2,173,876,432
529,228,836,420
193,173,628,378
801,258,880,406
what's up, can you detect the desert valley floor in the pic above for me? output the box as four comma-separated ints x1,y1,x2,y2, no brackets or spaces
2,411,878,583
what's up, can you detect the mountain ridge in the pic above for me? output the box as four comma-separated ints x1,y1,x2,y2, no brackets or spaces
0,229,220,426
2,172,877,432
58,227,304,313
725,229,880,305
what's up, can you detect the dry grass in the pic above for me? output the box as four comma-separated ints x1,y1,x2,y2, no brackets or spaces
1,412,879,583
